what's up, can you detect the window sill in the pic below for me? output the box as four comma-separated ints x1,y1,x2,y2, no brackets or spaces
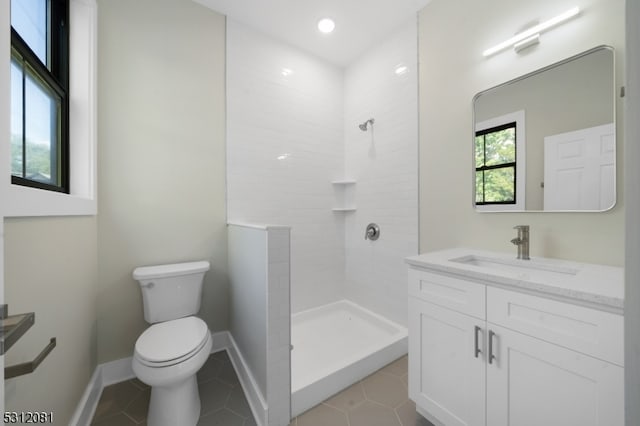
3,184,96,217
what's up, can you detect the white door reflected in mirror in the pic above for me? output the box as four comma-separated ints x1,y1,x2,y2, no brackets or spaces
543,123,615,211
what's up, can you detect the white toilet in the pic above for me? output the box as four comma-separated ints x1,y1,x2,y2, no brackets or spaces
132,261,212,426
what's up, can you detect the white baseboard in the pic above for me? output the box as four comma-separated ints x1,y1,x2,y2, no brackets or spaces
68,330,267,426
101,356,135,386
225,332,268,426
209,329,230,353
67,366,103,426
68,356,136,426
416,405,445,426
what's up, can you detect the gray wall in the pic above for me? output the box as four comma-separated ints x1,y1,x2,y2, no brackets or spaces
4,217,98,424
625,0,640,424
96,0,228,363
418,0,625,266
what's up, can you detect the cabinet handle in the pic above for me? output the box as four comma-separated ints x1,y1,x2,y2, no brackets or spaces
488,330,497,364
474,326,482,358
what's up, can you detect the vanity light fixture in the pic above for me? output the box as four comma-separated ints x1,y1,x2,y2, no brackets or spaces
317,18,336,34
482,6,580,57
513,34,540,53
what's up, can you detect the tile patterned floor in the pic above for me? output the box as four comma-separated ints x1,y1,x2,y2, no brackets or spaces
290,355,433,426
91,350,256,426
91,351,433,426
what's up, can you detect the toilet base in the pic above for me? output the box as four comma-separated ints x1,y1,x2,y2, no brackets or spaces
148,375,200,426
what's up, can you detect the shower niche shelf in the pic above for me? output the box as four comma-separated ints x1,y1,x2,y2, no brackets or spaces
332,180,357,212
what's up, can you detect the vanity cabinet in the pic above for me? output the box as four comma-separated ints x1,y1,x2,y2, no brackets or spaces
409,296,485,426
408,266,624,426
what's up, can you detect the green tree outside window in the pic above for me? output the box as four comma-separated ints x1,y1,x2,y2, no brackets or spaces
475,124,516,204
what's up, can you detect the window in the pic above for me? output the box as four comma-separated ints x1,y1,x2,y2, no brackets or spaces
10,0,69,193
475,110,526,211
475,122,517,205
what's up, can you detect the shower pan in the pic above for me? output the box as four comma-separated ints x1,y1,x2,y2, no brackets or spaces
290,300,407,416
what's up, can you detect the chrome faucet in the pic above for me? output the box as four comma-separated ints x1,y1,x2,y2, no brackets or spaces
511,225,530,260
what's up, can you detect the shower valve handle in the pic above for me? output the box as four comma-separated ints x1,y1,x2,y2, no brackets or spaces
365,223,380,241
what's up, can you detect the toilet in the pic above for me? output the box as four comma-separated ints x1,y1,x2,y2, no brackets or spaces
131,261,212,426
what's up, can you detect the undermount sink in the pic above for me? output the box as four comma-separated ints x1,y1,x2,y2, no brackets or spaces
449,254,579,278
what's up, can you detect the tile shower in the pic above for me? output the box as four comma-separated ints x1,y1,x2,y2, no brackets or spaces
226,17,418,423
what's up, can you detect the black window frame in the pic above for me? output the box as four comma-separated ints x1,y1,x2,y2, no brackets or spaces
10,0,70,193
475,121,517,206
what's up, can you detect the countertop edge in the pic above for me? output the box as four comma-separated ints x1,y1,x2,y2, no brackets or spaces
406,253,624,314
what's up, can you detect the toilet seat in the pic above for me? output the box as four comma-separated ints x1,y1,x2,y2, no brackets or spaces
135,316,209,367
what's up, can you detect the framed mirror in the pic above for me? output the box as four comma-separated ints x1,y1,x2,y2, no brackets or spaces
473,46,615,212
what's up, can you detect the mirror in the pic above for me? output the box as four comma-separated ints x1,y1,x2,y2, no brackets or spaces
473,46,615,212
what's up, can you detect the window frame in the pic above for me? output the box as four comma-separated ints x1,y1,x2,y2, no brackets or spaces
475,121,517,205
474,110,526,212
2,0,97,217
10,0,70,193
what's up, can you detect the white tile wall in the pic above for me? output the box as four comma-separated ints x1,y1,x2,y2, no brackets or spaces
343,20,419,327
227,19,418,326
227,224,268,396
227,20,346,314
227,224,291,426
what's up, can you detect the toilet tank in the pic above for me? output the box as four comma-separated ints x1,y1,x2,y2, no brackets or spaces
133,261,210,323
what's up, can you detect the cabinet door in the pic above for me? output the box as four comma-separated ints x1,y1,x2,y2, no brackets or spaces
409,297,486,426
486,324,624,426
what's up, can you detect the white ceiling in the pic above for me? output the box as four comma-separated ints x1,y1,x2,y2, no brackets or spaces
194,0,431,67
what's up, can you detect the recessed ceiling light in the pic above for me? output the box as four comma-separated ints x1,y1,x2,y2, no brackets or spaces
317,18,335,34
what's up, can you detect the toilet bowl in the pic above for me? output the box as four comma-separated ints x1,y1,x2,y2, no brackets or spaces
132,316,212,426
131,261,211,426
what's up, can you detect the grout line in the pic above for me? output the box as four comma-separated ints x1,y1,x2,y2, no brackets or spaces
360,378,370,401
121,411,139,425
91,403,126,424
223,388,233,411
393,407,404,426
367,399,397,411
225,390,251,420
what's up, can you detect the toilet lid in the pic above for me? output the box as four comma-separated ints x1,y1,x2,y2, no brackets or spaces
135,316,208,364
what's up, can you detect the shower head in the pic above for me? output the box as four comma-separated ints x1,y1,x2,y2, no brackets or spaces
358,118,375,131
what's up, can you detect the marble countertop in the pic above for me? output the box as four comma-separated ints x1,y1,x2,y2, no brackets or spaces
406,248,624,314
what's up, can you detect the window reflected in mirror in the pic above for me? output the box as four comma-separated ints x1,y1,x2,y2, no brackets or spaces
475,123,517,205
473,46,615,212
